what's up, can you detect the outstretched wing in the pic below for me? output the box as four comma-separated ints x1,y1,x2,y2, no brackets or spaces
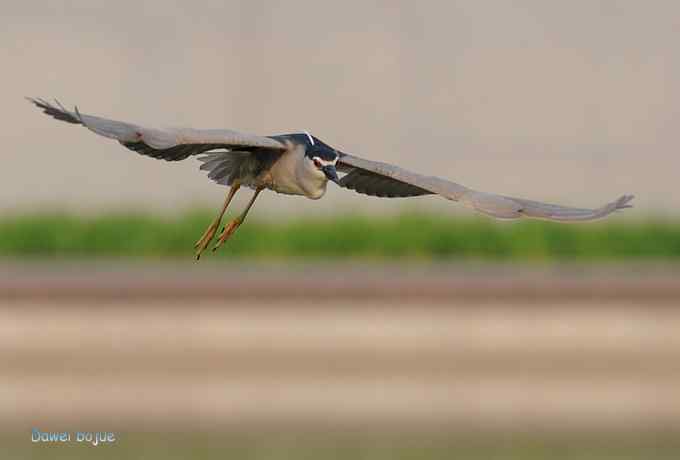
337,152,634,222
28,98,286,161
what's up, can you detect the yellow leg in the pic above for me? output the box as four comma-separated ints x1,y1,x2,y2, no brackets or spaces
194,183,240,260
212,187,264,252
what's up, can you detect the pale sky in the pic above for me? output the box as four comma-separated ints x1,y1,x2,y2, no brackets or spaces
2,1,678,216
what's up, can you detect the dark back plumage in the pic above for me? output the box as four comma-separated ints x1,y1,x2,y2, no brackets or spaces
269,133,338,161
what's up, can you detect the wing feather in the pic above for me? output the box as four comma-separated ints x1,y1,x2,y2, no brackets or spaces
337,152,633,222
338,156,434,198
28,98,285,161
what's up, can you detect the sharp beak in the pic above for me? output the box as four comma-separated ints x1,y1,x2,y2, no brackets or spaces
322,165,339,184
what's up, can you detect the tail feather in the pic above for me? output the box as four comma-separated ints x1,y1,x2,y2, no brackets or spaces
197,151,251,186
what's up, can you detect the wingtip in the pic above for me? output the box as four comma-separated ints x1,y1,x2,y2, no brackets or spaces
27,96,54,111
613,194,635,212
26,96,44,108
619,194,635,206
74,105,83,123
54,98,67,112
28,97,83,125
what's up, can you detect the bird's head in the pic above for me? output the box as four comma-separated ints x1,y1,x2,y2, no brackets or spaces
302,133,339,184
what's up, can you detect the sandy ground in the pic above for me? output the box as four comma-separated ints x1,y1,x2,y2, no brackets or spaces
2,263,679,435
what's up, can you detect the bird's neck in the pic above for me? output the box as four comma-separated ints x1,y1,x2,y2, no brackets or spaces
295,156,328,200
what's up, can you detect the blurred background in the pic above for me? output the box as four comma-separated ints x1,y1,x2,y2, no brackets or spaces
2,1,680,459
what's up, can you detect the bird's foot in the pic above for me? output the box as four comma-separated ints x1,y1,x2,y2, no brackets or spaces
212,219,241,252
194,220,220,260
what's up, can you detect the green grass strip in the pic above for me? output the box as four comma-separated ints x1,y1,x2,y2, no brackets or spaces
0,211,678,260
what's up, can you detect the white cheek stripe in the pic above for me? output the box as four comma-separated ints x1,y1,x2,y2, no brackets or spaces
312,156,338,167
303,131,315,145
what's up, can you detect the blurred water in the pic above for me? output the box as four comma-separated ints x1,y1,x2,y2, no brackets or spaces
2,263,679,437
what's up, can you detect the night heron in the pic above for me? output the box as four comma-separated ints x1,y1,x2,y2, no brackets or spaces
29,98,634,259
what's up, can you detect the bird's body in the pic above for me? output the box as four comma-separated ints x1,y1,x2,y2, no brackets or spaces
28,98,634,259
265,144,328,199
195,133,337,199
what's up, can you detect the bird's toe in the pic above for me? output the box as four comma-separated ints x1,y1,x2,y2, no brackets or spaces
211,220,241,252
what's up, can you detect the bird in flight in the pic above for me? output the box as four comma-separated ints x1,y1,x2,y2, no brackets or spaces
29,98,633,259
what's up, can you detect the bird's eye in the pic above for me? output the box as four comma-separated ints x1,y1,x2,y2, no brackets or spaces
313,158,322,168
